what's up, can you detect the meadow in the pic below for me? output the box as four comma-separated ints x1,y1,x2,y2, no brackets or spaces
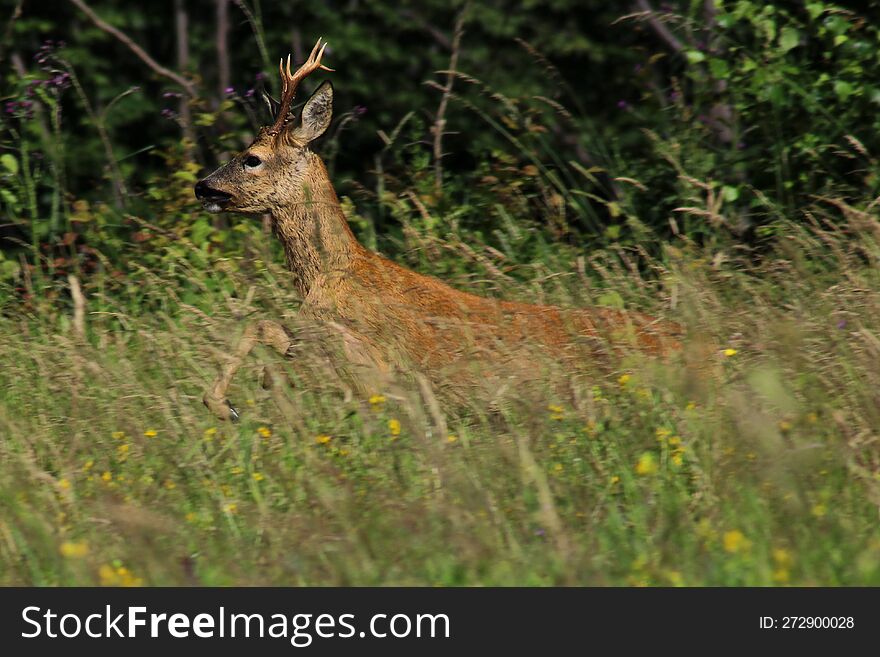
2,205,879,586
2,1,880,586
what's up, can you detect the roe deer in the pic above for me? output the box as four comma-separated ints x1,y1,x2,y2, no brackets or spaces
195,38,682,421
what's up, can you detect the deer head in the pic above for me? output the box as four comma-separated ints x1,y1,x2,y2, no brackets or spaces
195,38,335,214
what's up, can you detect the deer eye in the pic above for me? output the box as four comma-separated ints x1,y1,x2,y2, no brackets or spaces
244,155,262,169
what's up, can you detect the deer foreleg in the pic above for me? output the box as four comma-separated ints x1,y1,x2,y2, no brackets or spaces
204,319,293,421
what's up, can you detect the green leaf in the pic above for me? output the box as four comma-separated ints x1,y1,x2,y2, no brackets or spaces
806,3,824,20
1,153,19,175
709,58,730,79
685,50,706,64
779,27,800,53
597,290,625,309
194,113,216,127
0,188,18,207
834,80,854,101
722,186,740,202
189,217,212,245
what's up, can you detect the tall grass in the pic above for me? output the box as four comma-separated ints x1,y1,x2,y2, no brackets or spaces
2,201,879,585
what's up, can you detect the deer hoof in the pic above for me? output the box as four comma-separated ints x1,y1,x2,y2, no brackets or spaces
203,391,240,422
261,366,274,390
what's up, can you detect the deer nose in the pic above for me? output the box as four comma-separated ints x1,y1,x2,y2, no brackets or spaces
194,180,231,201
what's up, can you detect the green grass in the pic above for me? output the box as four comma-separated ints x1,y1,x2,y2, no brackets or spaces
2,211,879,587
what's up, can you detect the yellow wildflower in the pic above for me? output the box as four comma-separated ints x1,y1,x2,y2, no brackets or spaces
722,530,751,554
59,541,88,558
685,401,697,411
368,394,386,405
83,460,94,472
144,429,157,438
610,475,620,485
315,434,332,445
811,503,827,518
185,512,197,523
388,418,401,437
101,471,112,483
665,570,684,586
723,348,738,357
635,452,658,476
553,463,564,473
257,426,272,439
224,502,238,514
772,568,790,584
772,548,793,568
696,518,717,544
252,472,264,482
446,435,458,443
111,431,125,440
163,480,176,490
230,466,243,476
99,564,143,587
671,453,684,467
58,478,71,490
618,373,631,386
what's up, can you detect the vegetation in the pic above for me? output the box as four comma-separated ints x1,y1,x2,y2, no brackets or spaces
1,1,879,585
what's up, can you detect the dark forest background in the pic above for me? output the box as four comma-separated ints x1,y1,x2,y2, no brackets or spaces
2,1,879,292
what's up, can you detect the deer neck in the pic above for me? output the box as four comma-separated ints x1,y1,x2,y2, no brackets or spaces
270,154,360,298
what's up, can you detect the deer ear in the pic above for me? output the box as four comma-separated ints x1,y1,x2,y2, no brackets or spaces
261,91,281,121
292,80,333,144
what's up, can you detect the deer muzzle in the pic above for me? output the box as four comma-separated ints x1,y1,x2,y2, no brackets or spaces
194,179,233,213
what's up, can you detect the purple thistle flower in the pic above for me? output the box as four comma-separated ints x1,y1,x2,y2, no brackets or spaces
224,86,235,96
837,319,847,330
353,105,367,117
4,99,34,119
616,99,630,110
161,108,177,120
255,72,267,82
245,88,255,98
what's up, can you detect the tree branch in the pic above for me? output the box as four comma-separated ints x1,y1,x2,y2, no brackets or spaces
432,7,467,195
67,0,197,97
634,0,685,53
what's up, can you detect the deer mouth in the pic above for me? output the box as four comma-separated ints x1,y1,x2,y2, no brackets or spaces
194,181,233,212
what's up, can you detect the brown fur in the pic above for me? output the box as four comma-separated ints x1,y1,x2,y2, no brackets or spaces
195,46,681,420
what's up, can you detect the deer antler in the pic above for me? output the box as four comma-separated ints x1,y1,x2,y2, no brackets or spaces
267,37,334,136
